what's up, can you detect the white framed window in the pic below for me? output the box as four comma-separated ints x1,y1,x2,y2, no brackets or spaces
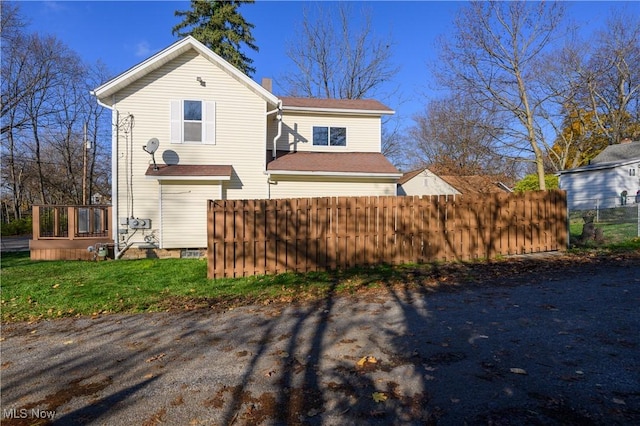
170,100,216,144
312,126,347,147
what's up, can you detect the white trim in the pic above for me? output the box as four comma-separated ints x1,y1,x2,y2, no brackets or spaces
266,170,402,179
557,158,640,175
147,175,231,181
282,105,395,116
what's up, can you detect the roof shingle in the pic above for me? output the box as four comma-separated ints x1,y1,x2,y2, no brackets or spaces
280,97,393,113
267,151,400,175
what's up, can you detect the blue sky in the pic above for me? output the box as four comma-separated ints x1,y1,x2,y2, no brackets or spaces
14,0,637,128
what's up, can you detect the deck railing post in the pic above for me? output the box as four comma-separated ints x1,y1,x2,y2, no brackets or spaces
32,205,41,240
68,206,76,240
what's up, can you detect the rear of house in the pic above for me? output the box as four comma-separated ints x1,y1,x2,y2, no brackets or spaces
92,36,399,257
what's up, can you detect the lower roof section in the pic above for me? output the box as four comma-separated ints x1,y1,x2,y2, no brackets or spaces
145,164,232,180
266,151,401,178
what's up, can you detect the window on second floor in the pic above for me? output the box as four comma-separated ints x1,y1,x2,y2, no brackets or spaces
313,126,347,147
170,100,216,144
630,168,636,177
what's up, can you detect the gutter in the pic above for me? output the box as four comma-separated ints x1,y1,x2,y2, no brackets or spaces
266,170,403,179
282,105,395,116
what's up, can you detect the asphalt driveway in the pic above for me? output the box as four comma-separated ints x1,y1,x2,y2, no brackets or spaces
1,252,639,425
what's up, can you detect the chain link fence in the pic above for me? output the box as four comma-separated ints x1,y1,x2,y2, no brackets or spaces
568,195,640,246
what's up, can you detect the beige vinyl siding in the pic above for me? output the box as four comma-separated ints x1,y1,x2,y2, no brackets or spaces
160,181,221,248
272,111,382,153
269,175,397,199
112,49,269,245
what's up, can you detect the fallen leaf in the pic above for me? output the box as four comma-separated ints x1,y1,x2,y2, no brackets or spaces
356,356,377,367
63,340,74,345
146,353,166,363
424,374,436,381
612,398,626,405
52,284,60,289
372,392,387,403
509,368,528,375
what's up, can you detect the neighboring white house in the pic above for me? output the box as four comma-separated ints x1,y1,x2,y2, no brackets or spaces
398,167,512,196
397,168,460,196
557,140,640,210
91,36,400,255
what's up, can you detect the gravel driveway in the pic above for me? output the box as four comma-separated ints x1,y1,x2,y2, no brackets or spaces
2,252,639,425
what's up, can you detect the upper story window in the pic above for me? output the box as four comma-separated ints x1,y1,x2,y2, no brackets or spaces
313,126,346,147
170,100,216,145
630,168,636,177
183,100,202,142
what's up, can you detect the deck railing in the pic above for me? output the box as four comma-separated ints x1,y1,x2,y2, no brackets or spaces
32,205,112,240
30,205,113,260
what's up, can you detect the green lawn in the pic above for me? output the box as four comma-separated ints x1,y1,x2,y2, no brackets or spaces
569,221,639,246
0,252,396,322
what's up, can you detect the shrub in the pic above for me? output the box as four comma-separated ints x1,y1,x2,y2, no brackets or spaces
1,217,32,236
513,174,559,192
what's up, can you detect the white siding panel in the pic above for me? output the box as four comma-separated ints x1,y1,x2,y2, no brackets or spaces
560,162,640,210
269,176,396,199
160,181,220,248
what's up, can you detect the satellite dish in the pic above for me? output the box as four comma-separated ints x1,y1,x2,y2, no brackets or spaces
143,138,160,171
143,138,160,154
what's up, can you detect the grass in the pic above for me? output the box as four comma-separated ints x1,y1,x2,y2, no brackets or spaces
2,239,639,323
0,253,401,322
569,220,639,246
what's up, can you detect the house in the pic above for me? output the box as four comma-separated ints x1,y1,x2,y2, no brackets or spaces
558,140,640,210
397,167,512,196
91,36,400,256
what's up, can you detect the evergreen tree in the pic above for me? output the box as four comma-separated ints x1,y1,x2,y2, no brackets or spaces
173,0,258,76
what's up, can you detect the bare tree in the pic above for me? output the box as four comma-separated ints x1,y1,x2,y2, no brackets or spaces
1,3,112,221
284,3,398,100
435,1,566,190
408,94,518,177
580,9,640,144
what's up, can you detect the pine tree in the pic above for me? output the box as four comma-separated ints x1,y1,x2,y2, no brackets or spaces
173,0,258,76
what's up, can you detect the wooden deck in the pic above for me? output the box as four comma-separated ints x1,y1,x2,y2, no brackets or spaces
30,205,114,260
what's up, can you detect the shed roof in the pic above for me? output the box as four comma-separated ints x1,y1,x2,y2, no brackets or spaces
279,97,394,115
266,151,400,176
145,164,232,180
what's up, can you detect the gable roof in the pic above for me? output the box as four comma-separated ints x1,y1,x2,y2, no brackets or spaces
398,168,430,185
145,164,232,181
92,36,279,107
439,175,511,194
557,141,640,175
590,141,640,164
266,151,400,177
280,97,394,116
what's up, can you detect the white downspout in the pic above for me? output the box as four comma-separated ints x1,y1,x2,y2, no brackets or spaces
91,93,122,258
265,100,282,199
265,100,283,159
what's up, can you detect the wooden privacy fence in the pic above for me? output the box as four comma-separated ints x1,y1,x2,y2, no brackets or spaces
207,190,567,278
